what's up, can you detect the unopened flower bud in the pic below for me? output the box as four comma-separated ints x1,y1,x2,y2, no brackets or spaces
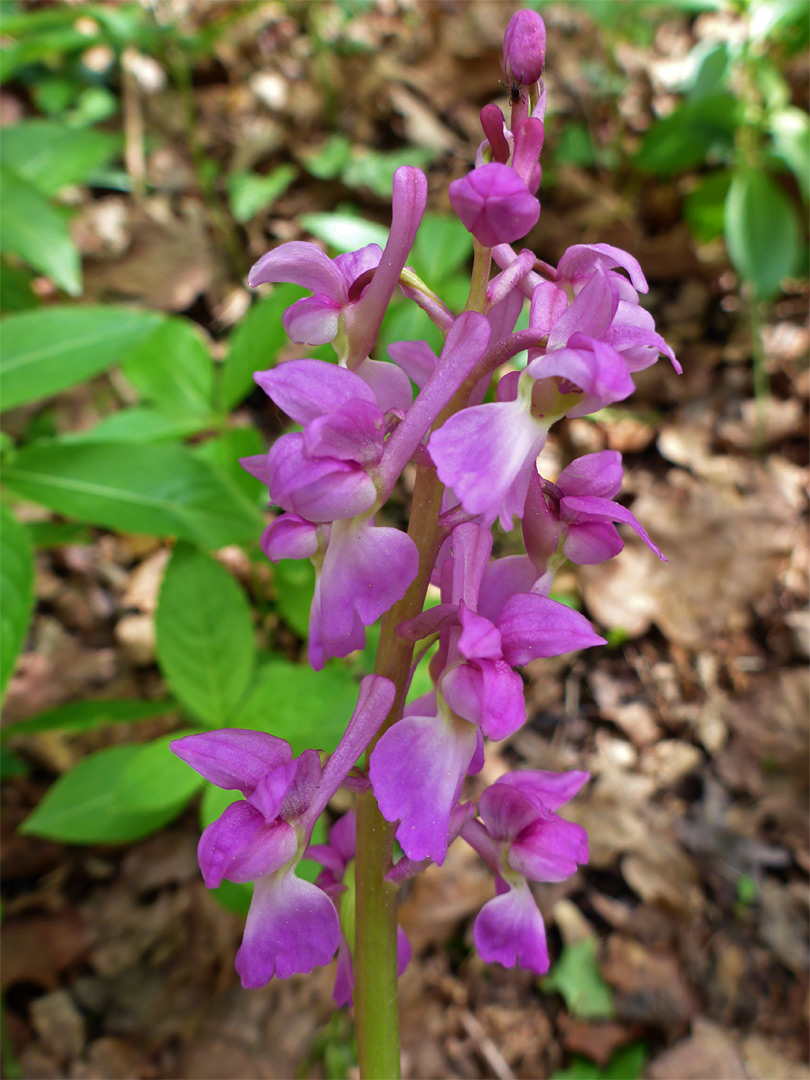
449,163,539,248
503,9,546,85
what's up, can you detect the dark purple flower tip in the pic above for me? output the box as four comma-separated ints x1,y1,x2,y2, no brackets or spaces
502,10,546,85
449,163,539,249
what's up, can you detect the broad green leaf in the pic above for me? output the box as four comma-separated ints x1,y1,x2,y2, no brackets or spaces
0,262,39,314
220,285,302,410
2,441,263,547
0,305,163,411
683,169,732,242
230,658,358,757
1,746,29,780
0,502,34,698
301,134,353,180
227,165,296,223
341,147,436,198
552,1044,648,1080
273,559,315,638
65,406,210,444
411,214,474,284
2,698,176,740
25,521,92,547
155,544,256,726
541,938,615,1020
121,318,215,419
19,744,193,844
299,212,389,254
0,121,120,196
635,92,738,175
116,732,205,813
194,426,266,501
682,40,728,99
0,168,80,295
769,106,810,200
724,169,802,299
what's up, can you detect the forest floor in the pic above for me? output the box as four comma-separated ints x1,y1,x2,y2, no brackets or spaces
2,3,808,1078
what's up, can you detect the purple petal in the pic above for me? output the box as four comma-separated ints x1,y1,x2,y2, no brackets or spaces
332,936,354,1007
546,266,618,349
522,469,562,570
529,336,635,416
248,241,346,299
557,242,648,294
557,450,623,499
260,514,321,562
473,882,549,974
562,494,666,560
356,358,414,414
509,815,589,882
303,399,385,467
429,399,548,530
369,713,478,864
387,340,438,389
171,730,293,794
239,453,270,486
236,870,340,987
497,593,606,666
529,280,569,337
198,803,297,888
478,781,539,842
605,322,681,374
254,359,375,426
281,295,341,346
279,749,322,821
442,659,526,741
450,522,494,609
457,605,503,661
247,759,299,820
497,768,590,811
478,555,539,624
322,518,418,632
267,435,377,521
563,521,624,564
333,243,383,287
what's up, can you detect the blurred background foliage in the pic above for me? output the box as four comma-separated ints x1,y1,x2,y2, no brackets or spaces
0,2,807,1077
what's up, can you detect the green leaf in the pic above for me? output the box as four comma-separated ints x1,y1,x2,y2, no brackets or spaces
299,212,389,254
0,168,80,295
301,134,353,180
25,521,92,547
2,441,263,547
682,40,728,100
769,106,810,200
552,1043,649,1080
194,426,266,501
227,165,297,223
65,406,210,444
115,732,205,813
724,168,802,299
0,262,39,314
0,121,120,196
341,147,436,198
273,559,315,638
220,285,301,411
230,658,358,757
411,214,474,284
0,502,34,698
2,698,176,740
20,744,194,844
0,305,163,411
683,169,732,242
120,318,215,419
541,938,615,1020
634,92,738,175
155,544,256,726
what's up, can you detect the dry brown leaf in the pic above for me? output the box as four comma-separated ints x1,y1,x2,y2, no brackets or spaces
648,1018,747,1079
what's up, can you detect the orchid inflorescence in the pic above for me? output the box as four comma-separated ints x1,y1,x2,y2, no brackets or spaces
172,8,677,1013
